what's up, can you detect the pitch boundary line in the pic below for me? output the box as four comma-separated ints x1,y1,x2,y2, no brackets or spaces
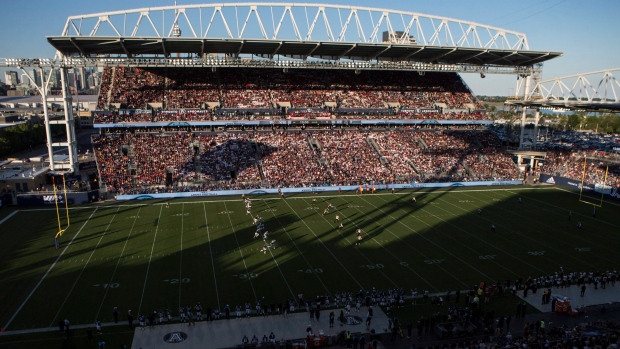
0,210,18,225
138,205,164,314
51,207,121,327
202,202,221,309
3,207,99,331
56,187,554,209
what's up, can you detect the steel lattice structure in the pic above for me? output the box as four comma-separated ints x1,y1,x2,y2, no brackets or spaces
60,3,529,47
45,3,561,67
509,68,620,112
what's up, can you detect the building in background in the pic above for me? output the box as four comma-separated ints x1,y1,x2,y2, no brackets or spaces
4,71,19,87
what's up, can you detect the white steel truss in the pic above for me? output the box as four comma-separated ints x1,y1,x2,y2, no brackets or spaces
0,57,531,75
527,68,620,103
60,3,529,50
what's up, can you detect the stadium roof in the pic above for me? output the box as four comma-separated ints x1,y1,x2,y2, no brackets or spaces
47,37,561,66
507,68,620,112
506,100,620,112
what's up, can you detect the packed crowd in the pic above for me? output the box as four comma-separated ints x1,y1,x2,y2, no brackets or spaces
93,130,520,193
543,150,620,187
95,67,488,123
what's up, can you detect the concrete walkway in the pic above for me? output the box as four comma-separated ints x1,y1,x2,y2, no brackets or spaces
517,283,620,313
132,307,389,349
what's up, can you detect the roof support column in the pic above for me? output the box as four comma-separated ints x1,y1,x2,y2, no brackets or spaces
519,74,531,150
59,65,79,174
533,109,541,147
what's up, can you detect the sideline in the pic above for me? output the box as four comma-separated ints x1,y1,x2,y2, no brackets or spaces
0,210,18,225
2,208,99,331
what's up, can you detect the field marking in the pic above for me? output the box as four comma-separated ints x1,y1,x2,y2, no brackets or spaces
96,207,143,318
334,197,447,291
178,203,184,309
473,190,620,265
515,188,620,228
382,194,544,276
138,205,164,315
261,201,332,296
354,196,472,290
50,207,121,327
309,198,399,287
282,199,365,291
265,202,318,299
65,187,557,209
3,207,99,331
223,201,258,301
346,195,466,292
257,200,298,300
0,210,18,225
203,202,221,309
429,192,575,271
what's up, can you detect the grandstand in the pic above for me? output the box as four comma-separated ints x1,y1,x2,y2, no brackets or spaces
7,4,620,349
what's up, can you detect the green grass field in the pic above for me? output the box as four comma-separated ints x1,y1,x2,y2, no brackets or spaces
1,186,618,337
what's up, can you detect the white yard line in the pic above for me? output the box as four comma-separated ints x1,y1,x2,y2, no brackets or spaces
223,201,258,301
203,202,221,309
96,207,143,317
467,190,619,265
3,208,99,331
138,205,164,314
51,207,120,327
306,197,399,288
376,192,542,274
261,200,312,300
343,196,449,292
0,210,18,225
179,203,184,309
358,194,489,287
281,199,365,291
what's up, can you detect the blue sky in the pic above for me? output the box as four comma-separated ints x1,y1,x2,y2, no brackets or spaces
1,0,618,95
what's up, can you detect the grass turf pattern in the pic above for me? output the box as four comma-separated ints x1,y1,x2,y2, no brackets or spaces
1,186,618,331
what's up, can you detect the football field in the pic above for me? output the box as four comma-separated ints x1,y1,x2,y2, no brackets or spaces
1,186,618,332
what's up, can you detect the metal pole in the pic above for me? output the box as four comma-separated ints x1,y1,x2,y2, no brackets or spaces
533,109,540,147
60,66,79,173
41,68,55,171
518,75,531,149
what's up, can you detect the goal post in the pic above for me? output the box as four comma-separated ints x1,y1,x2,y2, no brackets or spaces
578,156,608,208
51,174,71,239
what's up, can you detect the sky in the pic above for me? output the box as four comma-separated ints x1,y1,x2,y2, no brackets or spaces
1,0,618,96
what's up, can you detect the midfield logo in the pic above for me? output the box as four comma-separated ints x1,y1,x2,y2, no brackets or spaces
163,332,188,343
343,315,363,325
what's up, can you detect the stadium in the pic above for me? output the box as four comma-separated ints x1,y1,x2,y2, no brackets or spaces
0,3,620,349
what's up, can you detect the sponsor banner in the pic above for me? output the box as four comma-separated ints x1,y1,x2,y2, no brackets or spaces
119,109,152,115
17,190,100,206
539,174,596,191
116,180,522,200
78,161,98,171
95,120,494,128
540,174,620,200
